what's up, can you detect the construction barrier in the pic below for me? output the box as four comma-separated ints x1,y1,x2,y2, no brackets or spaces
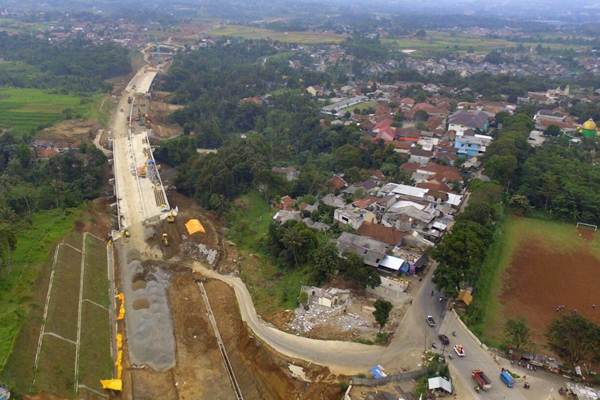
116,292,125,321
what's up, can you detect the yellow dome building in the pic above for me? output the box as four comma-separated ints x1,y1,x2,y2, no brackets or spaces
580,119,598,138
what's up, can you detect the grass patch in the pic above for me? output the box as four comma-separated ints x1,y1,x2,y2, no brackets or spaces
385,31,588,57
226,191,311,315
209,25,344,44
34,335,76,397
0,209,81,372
78,302,111,391
344,101,376,113
44,243,82,341
0,88,103,137
82,235,109,307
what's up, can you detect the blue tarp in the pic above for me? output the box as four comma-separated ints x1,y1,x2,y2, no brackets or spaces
370,365,387,379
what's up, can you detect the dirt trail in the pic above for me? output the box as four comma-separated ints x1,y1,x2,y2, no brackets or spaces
204,279,343,400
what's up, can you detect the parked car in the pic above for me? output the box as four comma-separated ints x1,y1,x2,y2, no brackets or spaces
438,334,450,346
426,315,436,327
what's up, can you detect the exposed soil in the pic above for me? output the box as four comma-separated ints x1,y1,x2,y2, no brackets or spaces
37,119,100,144
148,191,222,261
204,279,344,400
168,270,235,399
148,91,182,139
501,237,600,343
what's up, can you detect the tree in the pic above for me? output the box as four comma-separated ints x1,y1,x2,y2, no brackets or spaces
544,124,562,137
373,299,393,330
0,223,16,269
504,318,530,353
546,314,600,368
485,154,517,187
310,242,340,285
340,252,381,289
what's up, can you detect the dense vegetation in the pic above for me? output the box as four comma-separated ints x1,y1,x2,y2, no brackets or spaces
159,40,406,212
0,134,107,267
0,33,130,92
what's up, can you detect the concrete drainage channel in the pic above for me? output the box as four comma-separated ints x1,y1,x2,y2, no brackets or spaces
196,280,244,400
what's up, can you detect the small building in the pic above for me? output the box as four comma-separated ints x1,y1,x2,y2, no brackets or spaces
334,206,377,230
272,166,300,181
301,286,350,308
428,376,452,394
448,110,489,135
272,210,302,224
454,133,493,158
336,232,389,267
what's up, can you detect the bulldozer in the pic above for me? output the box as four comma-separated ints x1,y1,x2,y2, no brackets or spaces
161,233,169,246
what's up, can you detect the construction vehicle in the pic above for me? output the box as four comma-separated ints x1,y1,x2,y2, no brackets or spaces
124,230,130,238
472,369,492,391
161,233,169,246
136,164,147,178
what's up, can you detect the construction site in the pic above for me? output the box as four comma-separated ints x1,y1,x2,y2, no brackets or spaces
103,64,345,400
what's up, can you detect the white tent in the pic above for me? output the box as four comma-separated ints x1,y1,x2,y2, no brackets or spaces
428,376,452,393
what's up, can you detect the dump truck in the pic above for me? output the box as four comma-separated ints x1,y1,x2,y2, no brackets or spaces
500,369,514,388
472,369,492,391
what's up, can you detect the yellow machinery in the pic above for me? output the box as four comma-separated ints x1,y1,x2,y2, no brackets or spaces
161,233,169,246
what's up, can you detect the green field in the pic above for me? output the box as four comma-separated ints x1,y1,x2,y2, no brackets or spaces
227,192,310,315
78,234,112,392
1,215,112,398
209,24,344,44
385,31,589,57
474,216,600,345
0,88,103,136
0,209,81,373
44,245,81,341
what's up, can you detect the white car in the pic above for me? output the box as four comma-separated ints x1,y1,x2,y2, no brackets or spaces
454,344,465,357
426,315,436,327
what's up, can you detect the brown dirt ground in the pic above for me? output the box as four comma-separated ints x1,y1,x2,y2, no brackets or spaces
204,279,344,400
37,119,100,145
148,92,183,139
168,270,235,400
501,238,600,344
148,192,222,260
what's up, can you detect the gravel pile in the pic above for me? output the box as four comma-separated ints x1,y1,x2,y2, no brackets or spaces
122,259,176,371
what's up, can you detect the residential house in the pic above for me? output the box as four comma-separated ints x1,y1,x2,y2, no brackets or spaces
448,110,489,135
272,210,302,224
357,222,406,246
336,232,388,267
328,175,348,192
278,195,295,210
378,183,429,202
454,131,493,158
271,166,300,181
321,193,346,209
408,147,433,165
334,206,377,230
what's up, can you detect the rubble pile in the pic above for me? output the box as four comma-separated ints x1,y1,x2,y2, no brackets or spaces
181,241,218,265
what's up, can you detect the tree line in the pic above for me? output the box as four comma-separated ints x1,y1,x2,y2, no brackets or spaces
0,134,107,268
0,32,131,93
